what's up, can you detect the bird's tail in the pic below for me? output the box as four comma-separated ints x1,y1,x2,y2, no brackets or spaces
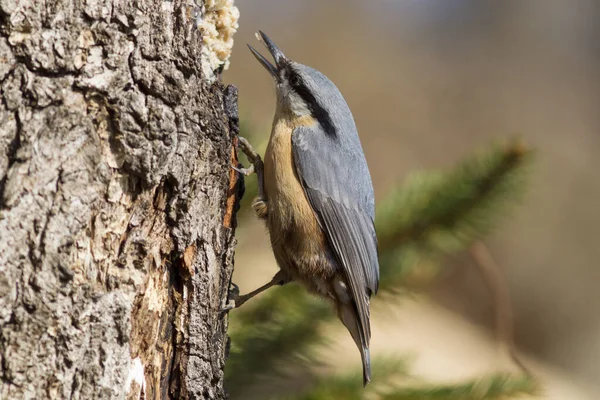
337,301,372,386
360,346,371,386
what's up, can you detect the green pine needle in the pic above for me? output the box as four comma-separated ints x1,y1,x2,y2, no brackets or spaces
382,374,538,400
284,357,408,400
226,285,331,396
377,140,532,291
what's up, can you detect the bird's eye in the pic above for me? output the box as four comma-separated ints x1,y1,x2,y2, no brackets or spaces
289,75,300,87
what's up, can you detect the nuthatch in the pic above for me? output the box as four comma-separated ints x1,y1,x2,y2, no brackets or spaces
228,31,379,386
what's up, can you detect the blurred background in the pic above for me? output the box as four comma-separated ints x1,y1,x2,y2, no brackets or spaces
223,1,600,398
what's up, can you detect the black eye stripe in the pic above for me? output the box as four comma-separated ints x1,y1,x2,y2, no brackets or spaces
288,70,336,137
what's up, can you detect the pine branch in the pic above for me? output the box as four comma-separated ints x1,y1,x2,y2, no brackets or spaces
284,357,408,400
226,285,330,397
382,374,537,400
377,140,532,292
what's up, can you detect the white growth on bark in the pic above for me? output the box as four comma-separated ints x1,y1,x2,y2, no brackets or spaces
197,0,240,81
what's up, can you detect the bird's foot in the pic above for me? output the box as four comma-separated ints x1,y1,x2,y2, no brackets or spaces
237,136,263,167
234,136,267,201
220,271,291,313
251,197,268,220
230,164,255,176
220,282,241,313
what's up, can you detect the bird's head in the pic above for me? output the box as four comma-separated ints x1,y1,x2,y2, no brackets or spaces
248,31,349,135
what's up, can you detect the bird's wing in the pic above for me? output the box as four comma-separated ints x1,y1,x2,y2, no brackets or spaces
292,123,379,347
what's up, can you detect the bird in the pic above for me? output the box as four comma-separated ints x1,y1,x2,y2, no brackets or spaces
226,31,379,386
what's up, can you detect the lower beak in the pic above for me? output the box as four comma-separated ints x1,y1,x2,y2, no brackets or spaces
247,31,286,78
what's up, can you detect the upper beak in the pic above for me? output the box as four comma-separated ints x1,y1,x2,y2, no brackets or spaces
247,31,286,78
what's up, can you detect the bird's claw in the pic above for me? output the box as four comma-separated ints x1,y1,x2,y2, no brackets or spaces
237,137,263,166
232,136,262,177
220,282,240,313
233,135,267,213
230,164,255,176
252,198,268,220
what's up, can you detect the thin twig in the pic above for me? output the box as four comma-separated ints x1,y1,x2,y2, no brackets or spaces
469,241,531,376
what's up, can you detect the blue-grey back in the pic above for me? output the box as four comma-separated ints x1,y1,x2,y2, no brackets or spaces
291,62,376,220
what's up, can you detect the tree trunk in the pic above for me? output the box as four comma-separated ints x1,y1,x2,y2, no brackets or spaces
0,1,241,399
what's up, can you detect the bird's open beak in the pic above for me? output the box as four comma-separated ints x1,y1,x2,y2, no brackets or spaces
247,31,286,78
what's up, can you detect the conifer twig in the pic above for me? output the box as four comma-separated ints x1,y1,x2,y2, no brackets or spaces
468,241,531,376
376,141,532,292
378,141,529,253
382,374,537,399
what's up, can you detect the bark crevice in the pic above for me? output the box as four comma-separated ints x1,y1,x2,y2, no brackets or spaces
0,1,239,399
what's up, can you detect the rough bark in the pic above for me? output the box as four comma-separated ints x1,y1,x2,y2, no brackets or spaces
0,1,241,399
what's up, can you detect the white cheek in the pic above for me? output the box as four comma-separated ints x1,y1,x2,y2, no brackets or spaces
288,92,310,116
276,84,310,117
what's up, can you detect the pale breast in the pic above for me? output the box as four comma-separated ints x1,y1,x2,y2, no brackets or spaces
263,118,335,285
264,119,317,237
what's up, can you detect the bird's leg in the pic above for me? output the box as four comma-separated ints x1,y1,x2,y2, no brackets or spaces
234,137,265,199
221,270,290,312
233,136,268,219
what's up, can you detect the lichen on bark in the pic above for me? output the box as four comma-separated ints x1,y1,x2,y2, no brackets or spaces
0,1,240,399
